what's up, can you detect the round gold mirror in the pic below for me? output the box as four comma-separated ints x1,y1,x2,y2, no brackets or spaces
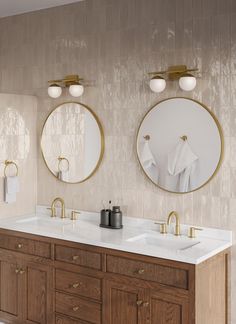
137,98,223,193
41,102,104,184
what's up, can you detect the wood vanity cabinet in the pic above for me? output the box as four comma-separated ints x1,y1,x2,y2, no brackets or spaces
0,229,230,324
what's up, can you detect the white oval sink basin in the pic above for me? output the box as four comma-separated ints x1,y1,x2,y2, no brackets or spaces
126,233,200,251
15,216,72,226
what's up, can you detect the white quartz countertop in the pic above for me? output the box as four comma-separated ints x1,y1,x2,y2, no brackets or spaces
0,205,232,265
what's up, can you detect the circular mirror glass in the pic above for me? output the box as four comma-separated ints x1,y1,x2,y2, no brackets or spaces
41,102,104,183
137,98,223,193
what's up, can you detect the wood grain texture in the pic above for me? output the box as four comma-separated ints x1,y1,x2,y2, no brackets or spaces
56,314,92,323
195,250,229,324
106,254,188,289
56,269,101,301
55,245,102,270
56,291,101,324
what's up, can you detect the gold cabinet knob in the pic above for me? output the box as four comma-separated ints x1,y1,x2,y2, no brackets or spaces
72,255,79,261
15,268,20,274
72,282,81,289
19,269,25,275
137,269,145,275
136,300,143,306
73,306,79,312
17,243,23,249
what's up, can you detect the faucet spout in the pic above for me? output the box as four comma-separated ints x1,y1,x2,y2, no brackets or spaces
51,197,65,218
167,211,181,236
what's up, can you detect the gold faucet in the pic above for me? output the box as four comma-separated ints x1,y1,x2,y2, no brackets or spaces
167,211,181,236
50,197,65,218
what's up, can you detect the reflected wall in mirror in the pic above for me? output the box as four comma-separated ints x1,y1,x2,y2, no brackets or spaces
137,98,223,193
41,102,104,183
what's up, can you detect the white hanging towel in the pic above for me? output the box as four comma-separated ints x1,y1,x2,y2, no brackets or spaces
57,170,69,182
168,140,198,192
140,141,157,169
4,176,20,204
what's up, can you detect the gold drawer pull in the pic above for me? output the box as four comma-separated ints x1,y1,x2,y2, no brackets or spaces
143,302,149,307
73,306,79,312
136,300,143,306
72,255,79,261
137,269,145,275
72,282,81,289
17,243,23,249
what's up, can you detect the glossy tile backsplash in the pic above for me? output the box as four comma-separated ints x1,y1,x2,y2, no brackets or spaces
0,94,37,217
0,0,235,321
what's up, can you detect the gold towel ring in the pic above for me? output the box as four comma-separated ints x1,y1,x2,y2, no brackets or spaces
58,156,70,172
4,160,18,177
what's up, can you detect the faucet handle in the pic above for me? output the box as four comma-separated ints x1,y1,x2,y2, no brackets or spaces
188,226,203,238
155,222,167,234
71,211,80,220
47,207,56,217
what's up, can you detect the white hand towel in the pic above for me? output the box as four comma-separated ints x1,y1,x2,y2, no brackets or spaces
4,176,19,204
57,171,69,182
140,141,157,169
168,140,198,192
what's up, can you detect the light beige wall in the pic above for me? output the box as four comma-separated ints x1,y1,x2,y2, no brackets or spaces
0,0,235,321
0,94,37,217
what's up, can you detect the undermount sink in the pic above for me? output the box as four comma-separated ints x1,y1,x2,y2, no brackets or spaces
126,233,201,251
15,216,71,226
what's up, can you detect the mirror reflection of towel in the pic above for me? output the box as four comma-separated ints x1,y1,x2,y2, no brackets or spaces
57,171,69,182
140,142,157,169
168,141,198,192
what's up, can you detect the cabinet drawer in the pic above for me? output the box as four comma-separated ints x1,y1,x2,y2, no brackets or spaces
56,292,101,324
0,233,51,258
56,314,91,324
106,255,188,289
56,269,101,300
55,245,101,270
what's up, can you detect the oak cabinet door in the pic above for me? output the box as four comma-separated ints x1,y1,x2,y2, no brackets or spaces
149,290,189,324
23,262,54,324
0,258,23,322
103,280,148,324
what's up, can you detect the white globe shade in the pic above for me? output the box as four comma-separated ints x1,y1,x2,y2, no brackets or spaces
179,74,196,91
149,77,166,93
48,84,62,98
69,84,84,97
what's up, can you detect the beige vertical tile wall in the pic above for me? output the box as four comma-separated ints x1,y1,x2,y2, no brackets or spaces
0,94,37,217
0,0,235,321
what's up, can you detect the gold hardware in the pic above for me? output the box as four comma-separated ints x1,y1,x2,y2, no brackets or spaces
149,65,198,81
48,75,84,88
4,160,18,177
180,135,187,141
47,207,56,217
15,268,20,274
51,197,65,218
72,282,81,289
58,156,70,172
19,269,25,275
143,135,150,141
71,211,80,220
143,302,149,307
137,269,145,275
72,306,79,312
167,211,181,236
188,226,203,238
136,300,143,306
41,101,105,184
155,222,167,234
73,255,79,261
17,243,23,249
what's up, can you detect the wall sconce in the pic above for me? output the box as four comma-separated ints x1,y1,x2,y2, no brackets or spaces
48,75,84,98
149,65,198,93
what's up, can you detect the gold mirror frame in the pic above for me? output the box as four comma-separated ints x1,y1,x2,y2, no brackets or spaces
136,97,224,194
41,101,104,184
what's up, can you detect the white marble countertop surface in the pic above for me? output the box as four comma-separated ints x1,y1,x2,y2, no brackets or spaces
0,205,232,265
